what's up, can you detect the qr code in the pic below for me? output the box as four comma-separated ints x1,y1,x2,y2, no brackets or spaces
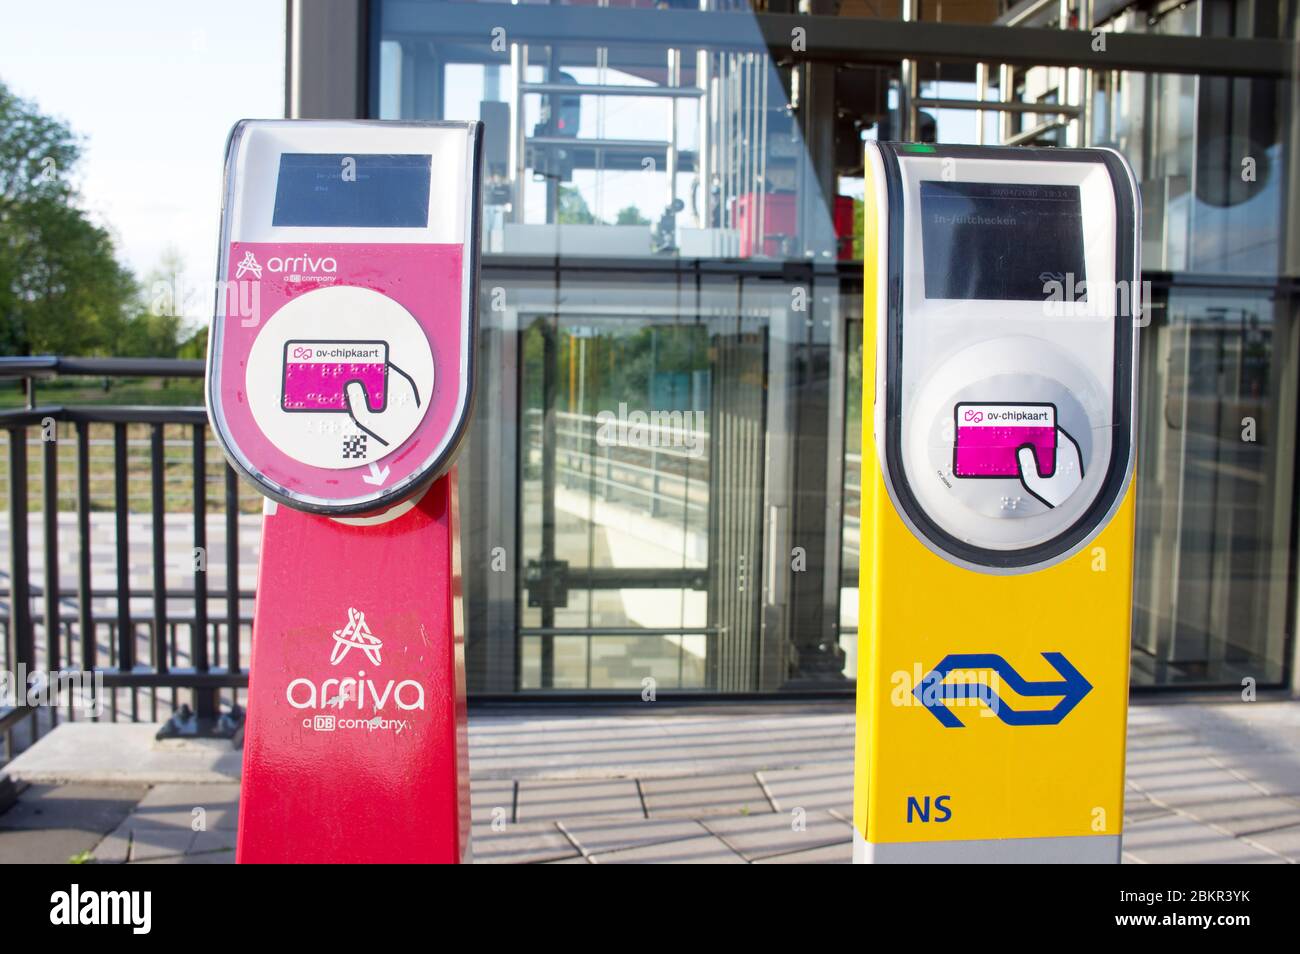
342,434,368,459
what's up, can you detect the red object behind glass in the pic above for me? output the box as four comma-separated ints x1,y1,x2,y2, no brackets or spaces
734,192,857,260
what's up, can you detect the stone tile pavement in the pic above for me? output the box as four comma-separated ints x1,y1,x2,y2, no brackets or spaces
1,699,1299,863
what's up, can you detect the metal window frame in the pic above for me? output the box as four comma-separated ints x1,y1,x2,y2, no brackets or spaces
367,4,1291,80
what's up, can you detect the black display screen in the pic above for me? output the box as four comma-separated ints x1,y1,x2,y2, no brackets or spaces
919,181,1087,301
271,153,431,228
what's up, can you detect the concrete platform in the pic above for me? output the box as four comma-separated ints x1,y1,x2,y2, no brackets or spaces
3,723,241,785
1,699,1298,863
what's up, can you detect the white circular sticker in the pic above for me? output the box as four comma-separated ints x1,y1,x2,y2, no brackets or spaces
903,336,1110,552
246,285,435,470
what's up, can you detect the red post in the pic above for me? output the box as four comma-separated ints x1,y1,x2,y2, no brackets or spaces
236,473,469,863
209,122,482,863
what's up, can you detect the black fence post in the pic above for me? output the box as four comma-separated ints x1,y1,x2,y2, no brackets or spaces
113,422,135,721
42,423,60,724
7,427,35,739
75,421,95,681
225,465,241,705
191,423,214,723
150,423,168,724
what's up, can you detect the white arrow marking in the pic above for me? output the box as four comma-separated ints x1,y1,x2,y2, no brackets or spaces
361,462,390,486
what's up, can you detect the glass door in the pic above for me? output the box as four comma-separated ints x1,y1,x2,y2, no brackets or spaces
517,272,768,690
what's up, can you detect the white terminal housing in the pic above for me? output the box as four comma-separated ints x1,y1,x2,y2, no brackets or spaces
865,143,1140,572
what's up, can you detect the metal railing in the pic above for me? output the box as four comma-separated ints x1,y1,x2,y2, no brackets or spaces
0,357,248,764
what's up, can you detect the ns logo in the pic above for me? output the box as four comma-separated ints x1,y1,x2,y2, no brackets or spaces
907,794,953,823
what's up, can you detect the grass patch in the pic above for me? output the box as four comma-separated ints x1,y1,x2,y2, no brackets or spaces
0,376,204,409
0,374,262,515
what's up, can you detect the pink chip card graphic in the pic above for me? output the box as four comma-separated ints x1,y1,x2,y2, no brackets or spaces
282,340,388,414
953,402,1057,478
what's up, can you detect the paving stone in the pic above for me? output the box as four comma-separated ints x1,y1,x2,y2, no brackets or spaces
641,773,772,818
3,723,242,784
471,821,579,864
134,848,235,864
591,834,747,864
92,831,133,864
469,708,854,778
0,827,105,864
515,778,642,823
1212,754,1300,797
562,817,708,856
135,782,241,807
190,829,237,855
1122,813,1284,864
1241,823,1300,862
1123,790,1173,824
1125,754,1227,783
470,779,516,826
1129,762,1268,811
118,827,197,862
753,840,852,864
0,783,146,833
129,783,240,830
757,763,852,816
1172,795,1300,836
702,809,852,861
1125,741,1216,763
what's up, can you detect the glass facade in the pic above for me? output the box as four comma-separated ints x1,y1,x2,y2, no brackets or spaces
1132,282,1297,686
368,0,1298,694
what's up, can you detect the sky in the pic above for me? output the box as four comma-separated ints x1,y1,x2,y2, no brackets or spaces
0,0,284,332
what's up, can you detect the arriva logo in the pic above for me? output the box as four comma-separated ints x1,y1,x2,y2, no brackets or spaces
235,251,262,279
330,607,382,666
235,250,339,277
285,607,425,712
267,253,337,274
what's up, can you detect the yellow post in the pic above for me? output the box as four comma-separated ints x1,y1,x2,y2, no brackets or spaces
853,142,1140,862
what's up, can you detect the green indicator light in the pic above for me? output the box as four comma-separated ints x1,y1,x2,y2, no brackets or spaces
902,144,937,153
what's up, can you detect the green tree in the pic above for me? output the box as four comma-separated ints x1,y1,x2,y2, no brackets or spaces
177,325,208,360
557,185,601,225
0,79,140,356
122,245,188,358
615,205,650,226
